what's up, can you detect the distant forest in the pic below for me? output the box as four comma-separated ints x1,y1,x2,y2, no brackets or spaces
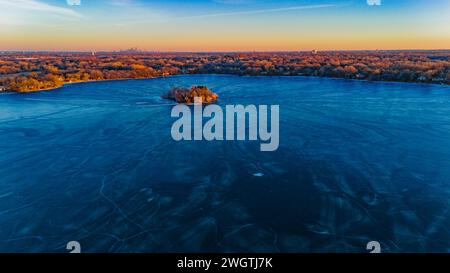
0,51,448,92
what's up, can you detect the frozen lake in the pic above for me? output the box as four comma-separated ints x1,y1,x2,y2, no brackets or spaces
0,75,449,252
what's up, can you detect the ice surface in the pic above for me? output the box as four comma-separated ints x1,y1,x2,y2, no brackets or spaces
0,75,449,252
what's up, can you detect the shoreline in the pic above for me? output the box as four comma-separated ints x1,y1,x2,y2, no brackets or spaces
2,76,164,94
2,73,448,94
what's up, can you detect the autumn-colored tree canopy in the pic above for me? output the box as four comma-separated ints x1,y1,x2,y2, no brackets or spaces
0,51,448,92
163,86,219,103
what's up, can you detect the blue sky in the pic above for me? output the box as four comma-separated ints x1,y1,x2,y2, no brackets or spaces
0,0,449,51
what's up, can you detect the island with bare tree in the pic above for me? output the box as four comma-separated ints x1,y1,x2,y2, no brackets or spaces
162,86,219,104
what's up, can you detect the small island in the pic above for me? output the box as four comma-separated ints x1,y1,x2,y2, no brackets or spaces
162,86,219,103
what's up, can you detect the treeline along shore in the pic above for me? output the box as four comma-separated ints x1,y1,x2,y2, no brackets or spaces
0,51,449,92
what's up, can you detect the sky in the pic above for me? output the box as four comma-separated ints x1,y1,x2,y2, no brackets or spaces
0,0,449,51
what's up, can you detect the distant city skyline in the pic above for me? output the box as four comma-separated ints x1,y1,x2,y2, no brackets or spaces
0,0,449,51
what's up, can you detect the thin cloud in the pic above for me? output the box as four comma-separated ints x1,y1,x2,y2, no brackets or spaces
110,0,134,6
0,0,82,18
122,3,338,25
213,0,252,4
176,4,337,20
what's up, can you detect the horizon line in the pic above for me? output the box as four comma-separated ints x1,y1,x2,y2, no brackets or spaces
1,49,450,53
